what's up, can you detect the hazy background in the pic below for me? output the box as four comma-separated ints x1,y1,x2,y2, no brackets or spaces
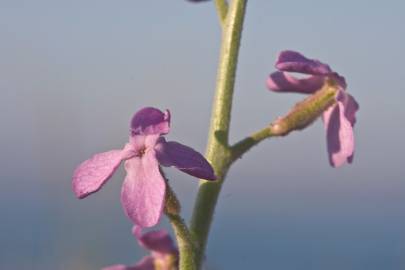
1,1,405,269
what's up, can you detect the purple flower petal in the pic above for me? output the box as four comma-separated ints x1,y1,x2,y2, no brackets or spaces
135,228,177,254
131,257,155,270
102,264,129,270
102,257,154,270
323,100,355,167
267,71,325,94
155,139,216,181
276,50,332,75
121,151,166,227
131,107,170,136
338,92,359,126
330,72,348,90
72,146,134,199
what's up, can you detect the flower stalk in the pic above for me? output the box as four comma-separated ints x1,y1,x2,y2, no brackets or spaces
166,212,196,270
72,1,360,269
165,184,197,270
189,0,248,268
188,36,341,267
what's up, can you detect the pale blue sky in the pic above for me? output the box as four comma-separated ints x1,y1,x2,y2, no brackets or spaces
1,1,405,269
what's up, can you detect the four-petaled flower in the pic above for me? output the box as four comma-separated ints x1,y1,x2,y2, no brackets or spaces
103,227,178,270
267,50,359,167
72,107,216,227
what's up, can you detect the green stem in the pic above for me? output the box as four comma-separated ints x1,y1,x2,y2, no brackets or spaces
229,125,273,163
188,75,337,269
162,175,196,270
166,212,196,270
189,0,248,269
214,0,228,26
164,184,196,270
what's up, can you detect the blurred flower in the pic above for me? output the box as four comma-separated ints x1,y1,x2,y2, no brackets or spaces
187,0,210,2
72,107,216,227
267,50,359,167
103,227,178,270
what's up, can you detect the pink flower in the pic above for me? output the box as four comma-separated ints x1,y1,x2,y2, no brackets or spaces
267,51,359,167
72,107,216,227
103,227,178,270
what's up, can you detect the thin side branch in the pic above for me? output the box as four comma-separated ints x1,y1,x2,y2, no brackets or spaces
229,125,273,163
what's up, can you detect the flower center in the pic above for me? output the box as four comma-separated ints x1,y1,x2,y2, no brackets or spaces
137,146,147,157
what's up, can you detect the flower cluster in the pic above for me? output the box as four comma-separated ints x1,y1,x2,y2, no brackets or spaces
72,107,216,228
71,0,361,266
267,50,359,167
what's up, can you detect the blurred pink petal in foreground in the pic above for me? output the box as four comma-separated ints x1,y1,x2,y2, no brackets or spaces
103,227,178,270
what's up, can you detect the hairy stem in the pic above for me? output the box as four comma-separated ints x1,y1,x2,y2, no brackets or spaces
229,125,273,163
165,184,196,270
167,212,196,270
189,0,248,269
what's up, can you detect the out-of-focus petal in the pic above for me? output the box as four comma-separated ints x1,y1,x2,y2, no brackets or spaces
72,147,134,199
102,257,154,270
155,139,216,180
102,264,129,270
330,72,347,89
131,257,155,270
136,229,177,254
131,107,170,136
267,71,324,94
276,50,332,75
121,151,166,227
323,102,355,167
